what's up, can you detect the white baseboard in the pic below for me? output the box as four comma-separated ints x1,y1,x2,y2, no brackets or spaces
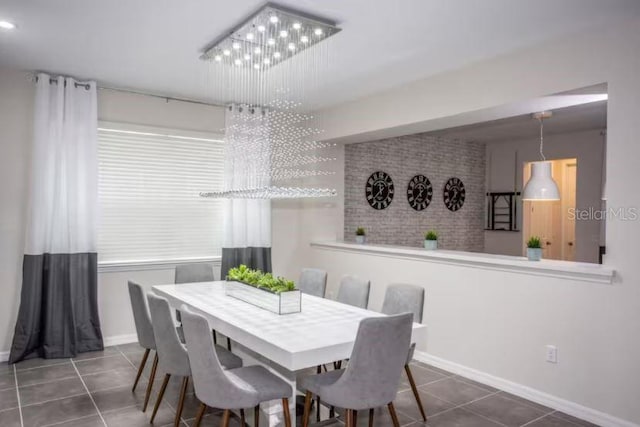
0,334,138,363
413,351,638,427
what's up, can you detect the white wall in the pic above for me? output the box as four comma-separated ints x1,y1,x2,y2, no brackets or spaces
484,129,605,263
293,19,640,426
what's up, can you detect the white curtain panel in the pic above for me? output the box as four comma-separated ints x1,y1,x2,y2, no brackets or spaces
221,105,272,276
10,73,102,363
25,74,98,254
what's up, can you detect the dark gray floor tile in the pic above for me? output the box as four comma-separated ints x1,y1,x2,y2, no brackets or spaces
452,376,499,393
14,358,70,371
115,342,145,354
0,388,19,411
72,347,120,361
0,371,16,391
82,367,141,392
426,407,503,427
22,394,98,427
74,354,134,375
410,361,454,377
0,408,21,427
19,376,86,406
401,365,448,388
16,362,77,387
44,414,106,427
91,385,147,413
463,393,549,427
494,391,553,413
352,406,416,426
394,388,454,421
420,376,494,406
551,412,599,427
102,403,176,426
525,413,594,427
184,410,243,427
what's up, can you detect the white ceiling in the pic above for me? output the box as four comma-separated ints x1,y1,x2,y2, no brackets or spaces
1,0,639,108
427,100,607,143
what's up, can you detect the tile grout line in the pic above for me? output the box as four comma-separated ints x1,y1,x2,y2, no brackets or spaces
70,358,108,427
520,411,557,427
13,364,24,427
118,347,190,427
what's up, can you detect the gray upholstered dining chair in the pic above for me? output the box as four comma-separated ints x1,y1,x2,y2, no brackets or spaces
147,293,242,427
298,268,328,298
299,313,413,427
180,305,294,427
381,284,427,421
174,263,232,350
127,281,160,413
337,275,371,309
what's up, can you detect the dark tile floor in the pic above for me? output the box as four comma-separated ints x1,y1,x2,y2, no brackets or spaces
0,344,599,427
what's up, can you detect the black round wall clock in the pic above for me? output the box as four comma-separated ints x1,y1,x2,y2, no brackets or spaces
407,175,433,211
365,171,394,210
443,177,466,211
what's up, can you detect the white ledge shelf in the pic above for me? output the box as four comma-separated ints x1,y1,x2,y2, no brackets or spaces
310,241,615,284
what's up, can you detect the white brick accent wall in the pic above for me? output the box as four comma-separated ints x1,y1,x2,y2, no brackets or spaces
344,134,486,251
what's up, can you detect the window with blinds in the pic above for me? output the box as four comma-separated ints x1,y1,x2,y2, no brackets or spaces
98,124,225,265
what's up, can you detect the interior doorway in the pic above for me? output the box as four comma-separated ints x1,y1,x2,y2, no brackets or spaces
522,158,577,261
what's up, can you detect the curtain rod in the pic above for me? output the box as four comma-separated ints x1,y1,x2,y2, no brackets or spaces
29,72,225,108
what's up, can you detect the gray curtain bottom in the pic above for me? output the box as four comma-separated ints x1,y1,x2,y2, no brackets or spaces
221,247,272,278
9,253,104,364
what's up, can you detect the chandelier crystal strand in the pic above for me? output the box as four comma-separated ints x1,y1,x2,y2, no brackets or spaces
200,5,339,199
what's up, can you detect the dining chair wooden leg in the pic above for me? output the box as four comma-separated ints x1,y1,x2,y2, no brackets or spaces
254,405,260,427
240,408,246,426
194,403,206,427
302,391,312,427
221,409,231,427
368,408,374,427
227,337,232,351
132,348,149,392
316,394,322,422
174,376,189,427
282,398,292,427
345,409,352,427
387,402,400,427
142,352,159,412
150,373,171,423
405,364,427,421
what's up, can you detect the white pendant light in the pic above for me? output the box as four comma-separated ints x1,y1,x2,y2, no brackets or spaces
522,112,560,201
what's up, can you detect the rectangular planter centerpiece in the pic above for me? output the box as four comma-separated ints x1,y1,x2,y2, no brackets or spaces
225,280,301,315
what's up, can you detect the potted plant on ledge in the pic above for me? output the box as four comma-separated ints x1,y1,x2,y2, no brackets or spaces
424,230,438,250
355,227,366,244
527,236,543,261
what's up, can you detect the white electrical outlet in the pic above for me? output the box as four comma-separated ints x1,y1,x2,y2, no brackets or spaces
546,345,558,363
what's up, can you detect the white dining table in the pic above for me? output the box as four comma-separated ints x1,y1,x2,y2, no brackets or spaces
153,281,427,426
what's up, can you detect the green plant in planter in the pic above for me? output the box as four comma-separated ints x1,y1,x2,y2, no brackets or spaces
227,265,296,294
527,236,542,248
424,230,438,241
355,227,366,236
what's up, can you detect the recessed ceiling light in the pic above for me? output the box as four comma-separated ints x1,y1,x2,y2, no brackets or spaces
269,15,279,24
246,32,254,40
314,28,323,36
223,49,231,56
257,25,266,32
0,20,16,30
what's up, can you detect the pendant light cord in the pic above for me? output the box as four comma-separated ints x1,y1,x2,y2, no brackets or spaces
538,117,546,161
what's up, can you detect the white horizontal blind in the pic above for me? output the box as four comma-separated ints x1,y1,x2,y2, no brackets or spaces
98,126,224,264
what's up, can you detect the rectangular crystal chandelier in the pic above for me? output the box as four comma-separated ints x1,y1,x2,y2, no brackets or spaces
200,3,341,69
